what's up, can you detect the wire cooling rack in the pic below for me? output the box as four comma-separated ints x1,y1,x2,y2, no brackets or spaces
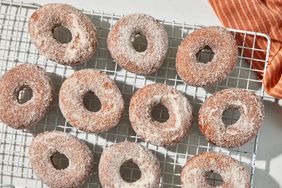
0,0,270,187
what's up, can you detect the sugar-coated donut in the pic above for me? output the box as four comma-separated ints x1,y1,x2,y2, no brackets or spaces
99,141,161,188
59,69,124,133
176,26,238,86
0,64,54,129
29,3,97,65
181,152,250,188
129,83,193,145
107,13,168,75
29,131,94,188
199,88,264,148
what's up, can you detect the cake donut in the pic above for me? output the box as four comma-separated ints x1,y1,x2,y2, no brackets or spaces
107,13,168,75
29,131,94,188
0,64,54,129
176,26,238,86
59,69,124,133
199,88,264,148
99,141,161,188
29,3,97,65
129,83,193,145
181,152,250,188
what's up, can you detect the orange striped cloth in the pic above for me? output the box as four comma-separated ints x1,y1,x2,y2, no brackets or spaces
209,0,282,98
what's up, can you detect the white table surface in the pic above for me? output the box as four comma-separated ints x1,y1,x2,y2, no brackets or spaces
25,0,282,187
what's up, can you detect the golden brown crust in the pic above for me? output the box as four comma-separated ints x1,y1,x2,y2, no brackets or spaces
181,152,250,188
29,3,97,65
176,26,238,86
107,13,168,75
59,69,124,133
198,88,264,148
129,83,193,145
29,131,94,188
0,64,54,129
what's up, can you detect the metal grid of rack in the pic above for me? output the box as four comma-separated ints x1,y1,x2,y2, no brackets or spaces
0,0,270,187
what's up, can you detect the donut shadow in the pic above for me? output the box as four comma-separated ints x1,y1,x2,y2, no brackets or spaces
79,140,104,187
90,90,138,144
69,14,123,73
253,167,280,188
28,72,74,137
203,58,262,95
252,99,282,187
153,149,184,187
250,99,282,160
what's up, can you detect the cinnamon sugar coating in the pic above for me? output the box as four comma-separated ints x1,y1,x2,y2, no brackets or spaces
29,3,97,65
0,64,54,129
99,141,161,188
176,26,238,86
29,131,94,188
59,69,124,133
199,88,264,148
129,83,193,145
107,13,168,75
181,152,250,188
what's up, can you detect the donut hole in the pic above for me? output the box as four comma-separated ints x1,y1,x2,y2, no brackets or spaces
52,25,72,44
50,152,69,170
196,45,214,63
131,33,148,52
205,170,223,186
83,91,102,112
16,85,33,104
151,103,169,123
222,107,241,126
120,160,141,182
